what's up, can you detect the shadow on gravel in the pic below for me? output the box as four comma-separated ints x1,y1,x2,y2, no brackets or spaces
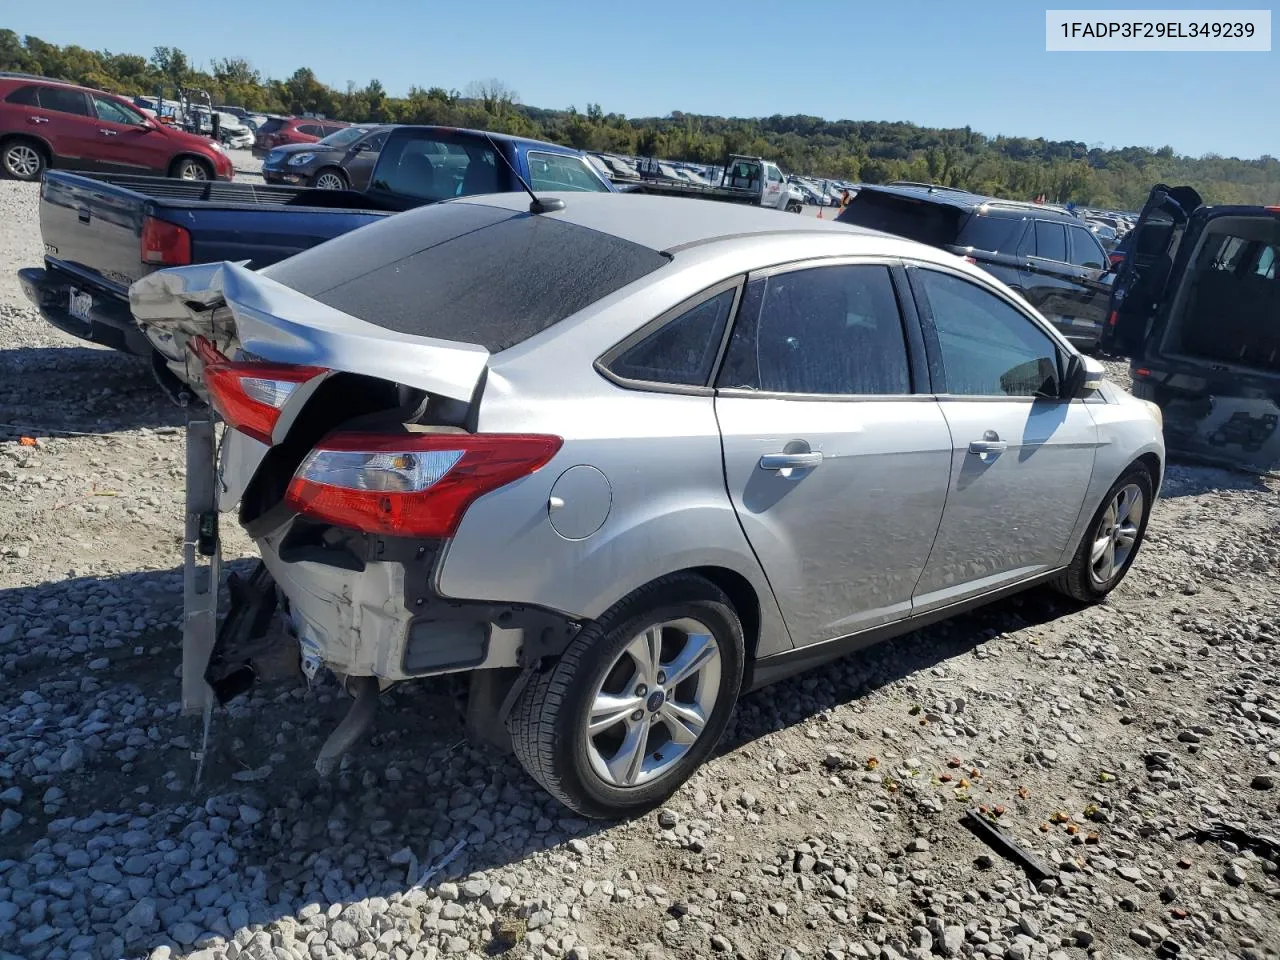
0,345,180,440
724,586,1076,756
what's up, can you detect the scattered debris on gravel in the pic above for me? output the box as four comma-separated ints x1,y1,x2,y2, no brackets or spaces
2,166,1278,960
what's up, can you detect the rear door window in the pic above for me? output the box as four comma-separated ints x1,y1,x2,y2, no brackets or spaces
1033,221,1068,262
1067,227,1105,269
37,87,90,116
527,152,611,192
717,264,912,395
297,123,324,137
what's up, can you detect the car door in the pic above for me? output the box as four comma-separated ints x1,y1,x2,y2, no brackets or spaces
1103,184,1203,355
760,164,785,208
343,130,385,191
31,86,100,169
714,261,953,648
907,265,1099,611
88,94,170,174
1062,224,1114,345
1018,219,1082,338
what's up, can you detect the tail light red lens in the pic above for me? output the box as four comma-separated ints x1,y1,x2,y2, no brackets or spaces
962,256,978,265
140,216,192,266
285,432,563,538
191,337,326,446
1107,310,1119,327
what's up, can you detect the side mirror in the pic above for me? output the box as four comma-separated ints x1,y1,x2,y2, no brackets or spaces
1061,353,1106,399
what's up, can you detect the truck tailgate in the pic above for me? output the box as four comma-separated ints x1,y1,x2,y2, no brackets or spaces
40,171,149,296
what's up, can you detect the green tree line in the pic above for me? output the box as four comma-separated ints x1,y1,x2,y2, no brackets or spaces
3,29,1277,208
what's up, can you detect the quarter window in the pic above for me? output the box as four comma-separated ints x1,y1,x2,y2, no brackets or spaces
37,87,90,116
607,289,736,386
915,269,1061,398
528,152,610,192
717,265,912,396
1033,220,1068,262
4,85,39,106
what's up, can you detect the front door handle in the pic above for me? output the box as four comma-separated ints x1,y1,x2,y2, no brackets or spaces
29,116,50,124
968,428,1008,455
98,129,118,136
759,451,823,471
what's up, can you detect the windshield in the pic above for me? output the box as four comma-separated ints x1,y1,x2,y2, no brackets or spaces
319,126,371,148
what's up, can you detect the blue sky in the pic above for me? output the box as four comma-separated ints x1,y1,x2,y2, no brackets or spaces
5,0,1276,157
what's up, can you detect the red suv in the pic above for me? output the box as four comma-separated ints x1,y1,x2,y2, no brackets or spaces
252,116,351,157
0,74,234,182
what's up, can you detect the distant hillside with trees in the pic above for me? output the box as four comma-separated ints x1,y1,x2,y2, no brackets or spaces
3,29,1277,209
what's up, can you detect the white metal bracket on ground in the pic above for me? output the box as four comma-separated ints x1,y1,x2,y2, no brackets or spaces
182,414,220,784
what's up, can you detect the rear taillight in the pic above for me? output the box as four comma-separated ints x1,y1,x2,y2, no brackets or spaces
1107,310,1119,327
1134,367,1151,378
285,432,563,538
192,337,326,446
141,216,191,266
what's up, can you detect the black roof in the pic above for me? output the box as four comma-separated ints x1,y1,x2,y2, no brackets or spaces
856,183,1083,222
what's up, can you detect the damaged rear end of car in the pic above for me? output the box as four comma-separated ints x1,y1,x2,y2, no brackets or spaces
129,257,577,774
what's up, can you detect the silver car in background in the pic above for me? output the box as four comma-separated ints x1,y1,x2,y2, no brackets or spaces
130,192,1165,819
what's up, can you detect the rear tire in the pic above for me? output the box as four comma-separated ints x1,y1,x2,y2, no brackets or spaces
310,167,348,190
1051,465,1154,602
507,572,744,819
172,156,212,181
1,139,47,181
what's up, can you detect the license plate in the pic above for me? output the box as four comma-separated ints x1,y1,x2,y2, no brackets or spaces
68,289,93,322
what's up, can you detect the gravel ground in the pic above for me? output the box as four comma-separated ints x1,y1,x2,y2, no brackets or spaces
2,171,1279,960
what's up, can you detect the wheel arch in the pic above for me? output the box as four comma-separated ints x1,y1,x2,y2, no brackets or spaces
168,152,214,177
1,133,53,166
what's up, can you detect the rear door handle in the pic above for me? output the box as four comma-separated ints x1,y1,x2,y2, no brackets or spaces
30,116,50,124
968,440,1008,455
759,451,823,471
98,129,118,136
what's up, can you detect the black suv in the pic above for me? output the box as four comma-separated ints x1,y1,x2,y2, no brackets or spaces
837,184,1113,350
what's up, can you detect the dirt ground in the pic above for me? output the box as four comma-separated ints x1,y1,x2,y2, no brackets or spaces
1,160,1278,960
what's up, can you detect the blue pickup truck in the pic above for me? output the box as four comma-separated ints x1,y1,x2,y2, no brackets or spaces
19,125,615,367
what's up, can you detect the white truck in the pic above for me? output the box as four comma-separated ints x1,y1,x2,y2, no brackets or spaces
630,154,806,212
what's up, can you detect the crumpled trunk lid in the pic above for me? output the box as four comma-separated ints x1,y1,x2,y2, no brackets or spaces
129,260,490,405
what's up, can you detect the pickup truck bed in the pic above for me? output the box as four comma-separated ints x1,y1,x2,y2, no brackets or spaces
20,172,391,358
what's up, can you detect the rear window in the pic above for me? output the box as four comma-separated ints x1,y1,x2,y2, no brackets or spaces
955,214,1027,254
836,191,963,248
258,117,285,134
262,201,670,352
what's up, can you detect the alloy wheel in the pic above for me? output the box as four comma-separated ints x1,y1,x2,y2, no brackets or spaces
585,618,721,788
1089,483,1144,585
180,162,209,181
314,172,345,190
5,145,40,179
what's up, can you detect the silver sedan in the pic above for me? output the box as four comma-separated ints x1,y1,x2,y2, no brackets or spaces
132,191,1166,819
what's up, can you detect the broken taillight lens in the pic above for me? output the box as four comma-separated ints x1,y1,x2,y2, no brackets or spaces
192,337,326,446
140,216,192,266
285,432,563,538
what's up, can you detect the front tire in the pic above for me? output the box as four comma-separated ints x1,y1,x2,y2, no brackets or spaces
1052,465,1154,602
508,572,744,819
2,139,47,181
172,157,212,181
310,167,348,190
